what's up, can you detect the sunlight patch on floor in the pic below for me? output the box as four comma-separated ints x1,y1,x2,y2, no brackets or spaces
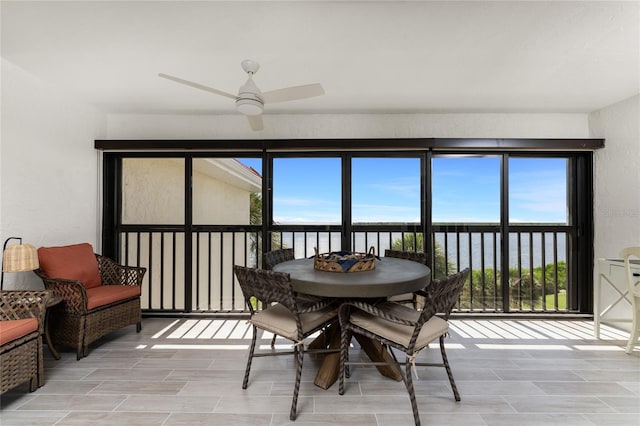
146,318,630,353
450,319,629,341
151,344,249,350
572,345,625,351
154,319,255,340
475,344,572,350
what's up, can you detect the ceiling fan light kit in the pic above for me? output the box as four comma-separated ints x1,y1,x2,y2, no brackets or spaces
236,76,264,115
236,96,264,116
159,59,324,130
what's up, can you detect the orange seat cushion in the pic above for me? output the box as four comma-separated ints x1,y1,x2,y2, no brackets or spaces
86,285,141,310
0,318,38,346
38,243,102,289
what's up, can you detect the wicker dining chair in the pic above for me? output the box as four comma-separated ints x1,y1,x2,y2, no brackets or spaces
263,248,295,270
263,248,323,347
1,290,50,394
385,249,428,309
338,268,470,426
263,248,294,348
233,265,338,420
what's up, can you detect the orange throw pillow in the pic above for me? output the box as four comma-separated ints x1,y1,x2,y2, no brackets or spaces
37,243,102,289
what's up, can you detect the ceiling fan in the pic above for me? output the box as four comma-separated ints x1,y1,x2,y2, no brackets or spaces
159,60,324,131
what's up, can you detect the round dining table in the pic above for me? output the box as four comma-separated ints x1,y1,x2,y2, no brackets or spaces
272,257,431,298
272,256,431,389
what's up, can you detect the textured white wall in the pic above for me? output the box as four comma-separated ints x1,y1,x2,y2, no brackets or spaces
106,112,589,139
590,95,640,259
0,59,106,289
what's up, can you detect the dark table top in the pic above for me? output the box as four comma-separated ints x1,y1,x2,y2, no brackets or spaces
273,257,431,298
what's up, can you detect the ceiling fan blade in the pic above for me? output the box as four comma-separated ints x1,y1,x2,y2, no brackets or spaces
158,73,237,100
261,83,324,104
247,115,264,131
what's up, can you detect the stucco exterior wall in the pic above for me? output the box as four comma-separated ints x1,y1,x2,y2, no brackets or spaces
123,158,186,224
192,166,253,225
122,158,255,225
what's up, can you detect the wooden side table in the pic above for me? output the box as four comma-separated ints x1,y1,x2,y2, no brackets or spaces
44,295,63,360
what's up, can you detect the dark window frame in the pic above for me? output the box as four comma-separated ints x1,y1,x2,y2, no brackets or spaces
98,138,599,315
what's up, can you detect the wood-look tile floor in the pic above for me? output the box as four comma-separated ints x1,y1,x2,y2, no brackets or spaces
1,318,638,425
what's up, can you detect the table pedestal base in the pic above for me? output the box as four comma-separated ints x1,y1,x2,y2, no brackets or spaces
353,334,403,381
313,324,402,389
313,326,341,389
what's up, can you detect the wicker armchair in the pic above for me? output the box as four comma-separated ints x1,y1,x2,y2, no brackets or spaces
233,265,338,420
338,268,470,426
34,243,146,360
1,290,50,394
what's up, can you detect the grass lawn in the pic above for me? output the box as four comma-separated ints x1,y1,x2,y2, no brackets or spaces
516,293,567,310
545,292,567,310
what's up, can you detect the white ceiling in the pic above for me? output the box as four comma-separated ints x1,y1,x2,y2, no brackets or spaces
2,1,639,117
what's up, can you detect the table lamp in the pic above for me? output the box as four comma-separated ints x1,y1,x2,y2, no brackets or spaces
1,237,39,290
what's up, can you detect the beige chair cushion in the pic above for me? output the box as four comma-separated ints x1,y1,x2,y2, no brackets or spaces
388,293,426,310
250,303,337,341
388,293,412,302
350,302,448,350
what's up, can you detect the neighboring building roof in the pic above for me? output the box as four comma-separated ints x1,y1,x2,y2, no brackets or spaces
192,158,262,192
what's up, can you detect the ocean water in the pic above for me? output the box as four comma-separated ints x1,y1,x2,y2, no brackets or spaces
283,231,567,270
435,232,567,269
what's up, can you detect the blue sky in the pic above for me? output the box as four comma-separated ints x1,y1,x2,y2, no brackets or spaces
238,157,567,224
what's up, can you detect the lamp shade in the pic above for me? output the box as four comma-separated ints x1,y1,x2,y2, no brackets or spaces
2,243,39,272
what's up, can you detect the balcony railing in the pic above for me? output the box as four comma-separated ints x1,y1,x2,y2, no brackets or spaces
432,225,570,312
120,225,572,314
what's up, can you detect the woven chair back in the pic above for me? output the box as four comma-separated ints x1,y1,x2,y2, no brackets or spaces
396,268,469,350
425,268,470,320
263,249,295,270
384,249,427,265
233,265,297,312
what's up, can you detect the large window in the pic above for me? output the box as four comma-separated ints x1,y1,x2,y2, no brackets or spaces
432,156,500,223
508,157,569,311
430,154,574,312
272,157,341,225
509,158,568,224
101,140,595,315
352,157,421,224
